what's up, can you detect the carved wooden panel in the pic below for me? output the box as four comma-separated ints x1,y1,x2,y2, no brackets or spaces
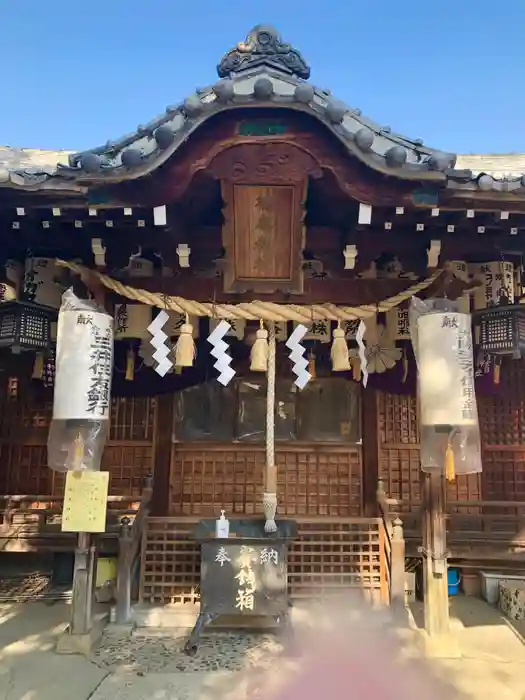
211,143,315,294
230,185,296,282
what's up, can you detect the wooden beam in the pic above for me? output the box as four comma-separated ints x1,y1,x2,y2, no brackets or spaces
151,393,174,515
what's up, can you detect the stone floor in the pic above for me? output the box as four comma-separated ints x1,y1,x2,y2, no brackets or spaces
0,598,524,700
94,630,287,674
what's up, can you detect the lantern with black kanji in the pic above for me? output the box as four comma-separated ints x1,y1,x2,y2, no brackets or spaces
410,297,482,481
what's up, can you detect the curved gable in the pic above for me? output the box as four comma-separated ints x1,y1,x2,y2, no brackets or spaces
0,25,524,197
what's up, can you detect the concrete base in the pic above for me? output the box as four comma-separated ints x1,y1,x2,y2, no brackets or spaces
130,601,320,633
56,612,108,656
416,630,462,659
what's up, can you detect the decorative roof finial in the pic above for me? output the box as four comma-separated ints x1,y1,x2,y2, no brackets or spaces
217,25,310,80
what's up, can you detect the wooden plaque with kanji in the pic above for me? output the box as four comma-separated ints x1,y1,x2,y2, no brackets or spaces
210,143,317,294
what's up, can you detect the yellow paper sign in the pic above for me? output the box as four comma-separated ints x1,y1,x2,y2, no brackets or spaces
62,470,110,533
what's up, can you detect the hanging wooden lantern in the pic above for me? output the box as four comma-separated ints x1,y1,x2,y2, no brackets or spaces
295,320,331,343
0,301,56,353
385,308,410,341
126,256,154,278
0,260,23,303
114,303,152,381
470,261,515,310
470,261,525,357
114,303,152,340
449,260,471,314
23,257,64,309
473,304,525,358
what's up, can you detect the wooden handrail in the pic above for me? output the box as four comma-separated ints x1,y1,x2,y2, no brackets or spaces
115,475,153,625
377,480,406,616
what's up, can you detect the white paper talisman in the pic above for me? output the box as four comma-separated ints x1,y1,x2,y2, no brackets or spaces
53,309,114,420
417,311,477,427
209,318,245,340
295,320,331,343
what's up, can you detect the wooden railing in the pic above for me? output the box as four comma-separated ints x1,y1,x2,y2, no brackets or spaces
115,476,153,624
376,484,525,559
377,480,405,615
140,515,389,607
0,494,143,552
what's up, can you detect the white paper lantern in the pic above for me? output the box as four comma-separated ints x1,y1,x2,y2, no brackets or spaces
23,257,63,308
417,311,477,427
53,308,114,420
471,261,514,310
114,303,152,340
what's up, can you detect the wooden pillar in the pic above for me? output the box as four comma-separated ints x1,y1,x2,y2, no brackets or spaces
70,532,95,635
362,388,379,516
390,517,406,616
421,472,450,637
115,517,133,625
151,392,174,515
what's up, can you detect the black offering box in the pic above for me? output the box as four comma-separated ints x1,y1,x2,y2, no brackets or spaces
184,518,297,655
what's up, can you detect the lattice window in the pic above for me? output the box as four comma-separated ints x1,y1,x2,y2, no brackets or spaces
109,397,157,442
171,448,265,516
482,449,525,501
170,447,362,517
378,392,419,446
289,519,386,605
140,518,200,605
0,391,157,498
140,516,388,606
277,449,361,517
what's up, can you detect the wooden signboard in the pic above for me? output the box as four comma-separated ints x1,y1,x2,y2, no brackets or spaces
210,142,321,294
201,541,288,615
183,518,297,655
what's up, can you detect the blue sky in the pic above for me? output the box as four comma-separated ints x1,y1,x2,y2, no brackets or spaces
1,0,524,154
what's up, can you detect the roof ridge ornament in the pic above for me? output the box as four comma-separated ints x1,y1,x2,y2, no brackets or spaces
217,24,311,80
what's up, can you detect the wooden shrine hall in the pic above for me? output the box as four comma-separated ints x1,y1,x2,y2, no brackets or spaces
0,24,525,629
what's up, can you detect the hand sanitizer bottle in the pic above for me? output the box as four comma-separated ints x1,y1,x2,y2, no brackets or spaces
215,510,230,538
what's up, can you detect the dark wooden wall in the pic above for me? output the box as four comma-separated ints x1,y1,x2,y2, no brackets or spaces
0,387,157,498
376,357,525,510
2,359,525,521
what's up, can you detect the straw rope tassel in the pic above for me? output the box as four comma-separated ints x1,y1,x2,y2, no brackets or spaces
263,322,278,534
331,322,350,371
125,346,135,381
250,320,269,372
174,314,196,368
